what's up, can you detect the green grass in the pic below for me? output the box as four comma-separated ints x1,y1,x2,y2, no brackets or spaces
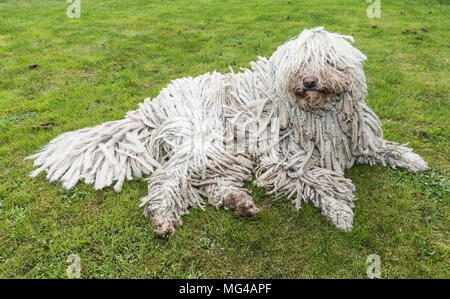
0,0,449,278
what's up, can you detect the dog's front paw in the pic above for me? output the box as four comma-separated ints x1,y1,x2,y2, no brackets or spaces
150,212,178,238
223,191,260,218
397,152,429,173
319,195,354,232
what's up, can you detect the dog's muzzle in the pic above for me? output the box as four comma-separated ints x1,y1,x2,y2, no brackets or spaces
302,74,319,90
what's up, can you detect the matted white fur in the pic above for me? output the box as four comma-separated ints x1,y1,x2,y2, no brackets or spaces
26,27,428,237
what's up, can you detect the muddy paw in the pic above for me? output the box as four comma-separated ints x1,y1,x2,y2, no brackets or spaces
150,213,177,238
223,191,260,218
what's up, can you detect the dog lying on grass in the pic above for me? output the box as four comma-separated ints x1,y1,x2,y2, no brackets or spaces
27,27,428,237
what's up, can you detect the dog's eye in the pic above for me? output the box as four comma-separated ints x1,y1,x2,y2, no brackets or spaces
326,60,345,72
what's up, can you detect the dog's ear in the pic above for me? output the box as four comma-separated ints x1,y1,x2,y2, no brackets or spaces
334,33,367,63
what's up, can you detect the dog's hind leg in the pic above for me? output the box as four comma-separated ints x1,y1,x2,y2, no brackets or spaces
140,150,255,237
139,150,258,238
140,169,258,237
197,177,260,218
140,164,206,237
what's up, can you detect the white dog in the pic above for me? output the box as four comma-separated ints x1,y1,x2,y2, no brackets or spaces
27,27,428,237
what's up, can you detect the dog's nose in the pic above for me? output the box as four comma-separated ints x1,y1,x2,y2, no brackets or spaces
302,75,318,89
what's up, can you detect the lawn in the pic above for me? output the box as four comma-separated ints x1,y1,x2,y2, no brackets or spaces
0,0,448,278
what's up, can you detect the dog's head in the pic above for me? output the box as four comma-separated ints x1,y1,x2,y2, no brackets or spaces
269,27,367,109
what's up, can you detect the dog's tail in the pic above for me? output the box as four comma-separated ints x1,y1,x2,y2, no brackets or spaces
25,98,162,192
